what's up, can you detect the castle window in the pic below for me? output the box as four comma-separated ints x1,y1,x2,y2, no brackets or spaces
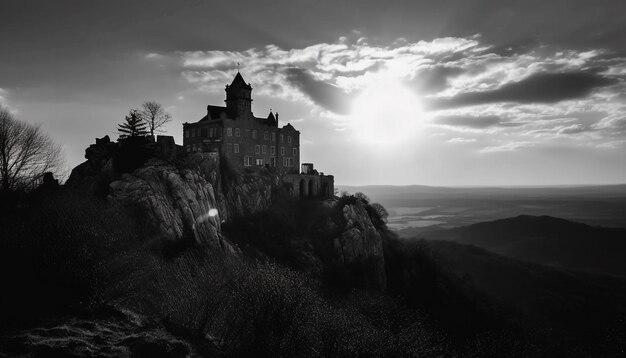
234,144,239,153
293,148,298,156
191,129,196,138
288,135,292,143
252,130,257,139
235,128,240,137
255,158,264,166
226,143,232,153
280,147,285,156
255,145,260,154
264,131,268,140
280,134,284,143
283,157,294,167
245,129,250,138
209,128,214,137
227,127,232,136
262,145,267,154
244,156,251,166
270,146,275,155
185,130,190,138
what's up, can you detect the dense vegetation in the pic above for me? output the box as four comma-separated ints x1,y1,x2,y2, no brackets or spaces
0,189,450,356
2,185,626,356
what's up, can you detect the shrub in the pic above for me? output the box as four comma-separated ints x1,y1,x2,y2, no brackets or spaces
126,247,450,357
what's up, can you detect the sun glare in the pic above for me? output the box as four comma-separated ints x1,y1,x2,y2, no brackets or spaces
349,77,423,144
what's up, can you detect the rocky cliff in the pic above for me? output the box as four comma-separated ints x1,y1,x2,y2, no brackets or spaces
333,200,387,290
108,153,278,247
66,138,276,249
108,157,224,247
67,137,387,290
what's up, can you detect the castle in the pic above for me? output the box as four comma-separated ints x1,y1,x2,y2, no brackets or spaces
182,72,334,198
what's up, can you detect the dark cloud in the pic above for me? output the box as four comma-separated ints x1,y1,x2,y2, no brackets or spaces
436,115,502,128
284,67,354,114
429,72,618,110
408,66,464,94
329,61,384,77
444,0,626,54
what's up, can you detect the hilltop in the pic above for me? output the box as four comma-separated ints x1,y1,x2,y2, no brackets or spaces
2,137,626,356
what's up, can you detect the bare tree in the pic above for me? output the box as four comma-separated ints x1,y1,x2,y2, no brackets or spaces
0,107,65,193
139,101,172,137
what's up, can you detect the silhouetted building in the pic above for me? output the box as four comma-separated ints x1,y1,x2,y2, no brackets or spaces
183,72,334,198
183,72,300,175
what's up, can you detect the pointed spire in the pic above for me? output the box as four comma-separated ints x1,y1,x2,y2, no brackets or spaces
229,72,252,90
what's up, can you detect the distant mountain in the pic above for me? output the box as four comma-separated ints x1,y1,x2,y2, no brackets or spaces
338,184,626,228
421,215,626,277
338,184,626,201
420,239,626,333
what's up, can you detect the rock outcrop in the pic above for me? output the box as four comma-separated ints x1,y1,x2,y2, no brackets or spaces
185,153,276,222
65,135,119,194
67,137,388,290
0,307,222,357
108,158,224,248
333,200,387,290
65,139,274,249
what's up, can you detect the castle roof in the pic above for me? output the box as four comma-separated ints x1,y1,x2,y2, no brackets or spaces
282,123,299,132
199,105,228,122
229,72,252,89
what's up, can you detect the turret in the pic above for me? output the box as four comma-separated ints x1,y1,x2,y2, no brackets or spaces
225,72,253,118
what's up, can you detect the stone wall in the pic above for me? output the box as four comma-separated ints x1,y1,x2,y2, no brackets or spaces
283,172,334,198
184,118,300,175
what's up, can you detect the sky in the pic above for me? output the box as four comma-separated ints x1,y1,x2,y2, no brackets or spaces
1,0,625,186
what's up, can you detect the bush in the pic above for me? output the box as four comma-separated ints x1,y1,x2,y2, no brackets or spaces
124,247,450,357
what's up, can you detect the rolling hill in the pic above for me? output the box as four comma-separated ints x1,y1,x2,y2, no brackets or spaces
421,215,626,277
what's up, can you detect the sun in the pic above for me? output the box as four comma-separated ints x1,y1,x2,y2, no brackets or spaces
349,77,423,144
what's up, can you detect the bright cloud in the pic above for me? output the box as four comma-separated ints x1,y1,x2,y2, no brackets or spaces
167,34,624,153
447,137,477,143
480,141,534,153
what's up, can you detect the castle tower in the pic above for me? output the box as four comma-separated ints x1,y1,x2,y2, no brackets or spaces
225,72,253,118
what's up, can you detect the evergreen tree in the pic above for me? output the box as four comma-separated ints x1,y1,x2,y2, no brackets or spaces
117,110,148,139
